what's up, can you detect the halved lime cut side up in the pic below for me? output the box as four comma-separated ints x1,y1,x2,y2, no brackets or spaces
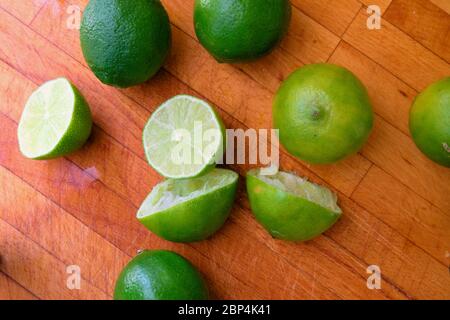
137,168,238,243
246,168,342,242
143,95,225,179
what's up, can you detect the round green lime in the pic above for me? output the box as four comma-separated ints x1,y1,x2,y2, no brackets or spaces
80,0,171,88
273,63,374,164
194,0,291,63
18,78,92,160
137,168,238,243
114,250,209,300
409,77,450,167
246,168,342,242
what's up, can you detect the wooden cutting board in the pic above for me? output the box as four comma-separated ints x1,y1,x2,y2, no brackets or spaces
0,0,449,300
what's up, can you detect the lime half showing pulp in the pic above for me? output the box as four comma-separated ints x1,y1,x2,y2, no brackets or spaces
143,95,225,179
18,78,92,160
246,168,342,242
137,168,238,243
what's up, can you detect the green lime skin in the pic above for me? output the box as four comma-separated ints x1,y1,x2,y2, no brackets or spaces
114,250,209,300
139,170,238,243
246,172,341,242
274,63,374,164
409,77,450,168
37,83,92,160
194,0,292,63
80,0,171,88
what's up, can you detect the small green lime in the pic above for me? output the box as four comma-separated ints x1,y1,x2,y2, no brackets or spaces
409,77,450,167
194,0,291,63
18,78,92,160
114,250,209,300
80,0,171,88
246,168,342,242
273,63,374,164
137,169,238,243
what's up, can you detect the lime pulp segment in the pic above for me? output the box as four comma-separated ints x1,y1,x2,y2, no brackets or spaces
143,95,225,179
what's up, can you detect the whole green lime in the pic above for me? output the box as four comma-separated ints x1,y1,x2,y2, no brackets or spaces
194,0,291,63
409,77,450,167
80,0,171,88
274,63,374,164
246,169,342,242
114,250,209,300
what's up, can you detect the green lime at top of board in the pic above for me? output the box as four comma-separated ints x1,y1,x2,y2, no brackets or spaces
246,168,342,242
194,0,291,63
409,77,450,168
80,0,171,88
18,78,92,160
143,95,226,179
114,250,209,300
137,168,238,243
273,63,374,164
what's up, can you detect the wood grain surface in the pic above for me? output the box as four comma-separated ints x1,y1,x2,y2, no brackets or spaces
0,0,449,300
